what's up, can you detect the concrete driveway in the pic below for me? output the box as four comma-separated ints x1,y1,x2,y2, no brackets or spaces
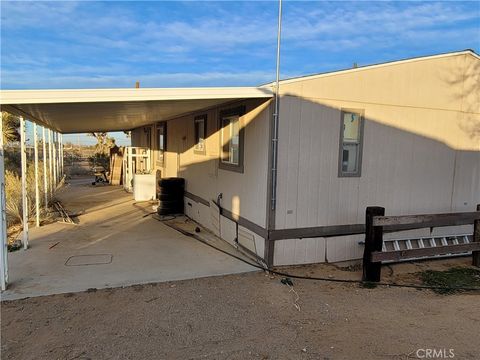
2,178,256,300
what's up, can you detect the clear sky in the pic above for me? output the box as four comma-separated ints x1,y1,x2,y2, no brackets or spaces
1,1,479,145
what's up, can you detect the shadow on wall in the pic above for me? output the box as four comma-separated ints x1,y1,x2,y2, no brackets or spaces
155,105,477,223
134,61,479,231
442,58,480,142
157,98,271,229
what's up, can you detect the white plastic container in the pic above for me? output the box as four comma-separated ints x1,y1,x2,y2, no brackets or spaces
133,174,156,201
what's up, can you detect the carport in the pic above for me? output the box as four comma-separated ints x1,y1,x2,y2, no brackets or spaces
0,87,273,294
2,178,257,300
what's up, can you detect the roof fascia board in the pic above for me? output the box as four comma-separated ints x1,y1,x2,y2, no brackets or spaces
2,94,273,134
0,87,273,105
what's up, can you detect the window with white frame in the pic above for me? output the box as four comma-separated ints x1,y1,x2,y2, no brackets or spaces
339,110,364,177
194,115,206,153
219,106,245,172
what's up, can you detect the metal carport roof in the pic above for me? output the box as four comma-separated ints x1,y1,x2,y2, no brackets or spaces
0,87,273,133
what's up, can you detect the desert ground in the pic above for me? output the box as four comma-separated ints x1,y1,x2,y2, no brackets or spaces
2,259,479,360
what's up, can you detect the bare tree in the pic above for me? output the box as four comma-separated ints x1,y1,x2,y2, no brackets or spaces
88,132,116,154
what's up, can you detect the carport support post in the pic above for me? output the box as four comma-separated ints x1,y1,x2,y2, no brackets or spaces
362,206,385,282
48,129,53,200
42,127,48,210
59,133,63,178
52,132,57,187
56,132,60,180
34,123,40,227
0,112,9,290
56,132,60,181
56,133,59,179
59,133,62,179
62,134,64,178
20,117,29,250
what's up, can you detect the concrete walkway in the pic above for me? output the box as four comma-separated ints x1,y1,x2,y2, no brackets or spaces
2,178,256,300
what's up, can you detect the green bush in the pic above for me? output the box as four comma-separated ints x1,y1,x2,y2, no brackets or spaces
64,149,82,166
4,148,21,173
88,153,110,172
420,267,480,294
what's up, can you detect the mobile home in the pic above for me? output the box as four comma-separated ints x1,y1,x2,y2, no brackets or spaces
2,50,479,269
130,50,480,266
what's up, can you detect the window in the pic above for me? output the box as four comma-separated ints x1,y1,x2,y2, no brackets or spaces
194,115,207,154
222,115,240,164
144,126,152,149
339,109,364,177
156,122,166,166
219,106,245,173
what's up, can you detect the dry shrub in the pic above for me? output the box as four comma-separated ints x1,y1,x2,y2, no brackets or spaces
5,161,48,226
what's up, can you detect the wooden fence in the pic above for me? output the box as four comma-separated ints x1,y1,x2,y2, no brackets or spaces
362,205,480,282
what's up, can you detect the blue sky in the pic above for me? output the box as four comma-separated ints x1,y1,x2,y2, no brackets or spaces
1,0,479,145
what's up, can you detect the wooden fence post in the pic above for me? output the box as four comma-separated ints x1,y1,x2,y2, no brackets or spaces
473,204,480,267
363,206,385,282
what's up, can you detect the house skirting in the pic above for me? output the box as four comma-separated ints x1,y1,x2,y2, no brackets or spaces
183,192,473,267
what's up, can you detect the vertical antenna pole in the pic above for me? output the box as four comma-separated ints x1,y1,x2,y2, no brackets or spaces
271,0,282,211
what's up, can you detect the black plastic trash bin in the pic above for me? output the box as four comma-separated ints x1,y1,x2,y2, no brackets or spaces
157,177,185,215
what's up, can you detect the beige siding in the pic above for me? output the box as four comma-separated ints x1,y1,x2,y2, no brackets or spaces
274,238,326,266
238,226,265,259
130,128,141,146
280,53,479,152
274,53,479,265
132,98,271,229
281,53,473,116
276,53,480,230
132,52,479,266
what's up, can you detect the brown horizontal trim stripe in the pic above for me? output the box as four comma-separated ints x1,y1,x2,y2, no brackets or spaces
269,224,365,241
220,207,268,239
183,191,268,238
184,191,468,242
184,191,210,207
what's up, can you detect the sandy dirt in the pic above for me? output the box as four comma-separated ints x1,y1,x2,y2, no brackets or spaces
2,259,480,360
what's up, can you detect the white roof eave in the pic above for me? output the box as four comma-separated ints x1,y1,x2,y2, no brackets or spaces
0,86,273,133
0,86,273,105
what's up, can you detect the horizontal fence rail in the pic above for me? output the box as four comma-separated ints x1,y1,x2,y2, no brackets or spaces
373,212,480,228
371,242,480,262
363,205,480,282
